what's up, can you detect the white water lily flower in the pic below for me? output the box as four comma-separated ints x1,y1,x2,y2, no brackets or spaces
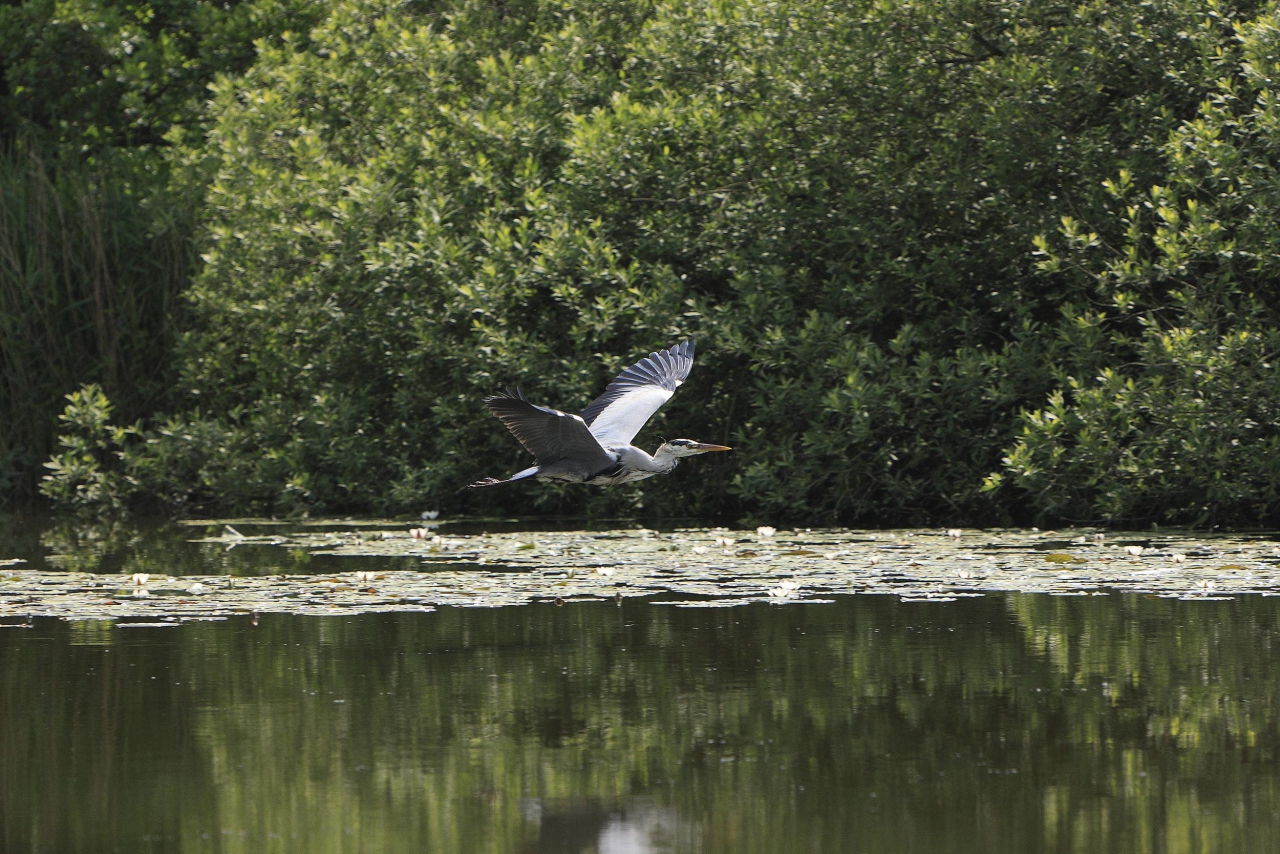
869,555,881,566
131,573,149,586
714,537,735,548
1171,553,1186,563
355,570,377,583
1125,546,1145,556
768,579,801,599
953,567,975,580
692,546,708,555
594,567,615,577
756,526,777,538
187,582,207,595
946,528,962,539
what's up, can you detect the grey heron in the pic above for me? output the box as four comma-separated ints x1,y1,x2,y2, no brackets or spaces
466,340,730,489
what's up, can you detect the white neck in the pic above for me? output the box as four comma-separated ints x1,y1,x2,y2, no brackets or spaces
650,444,680,473
614,444,679,474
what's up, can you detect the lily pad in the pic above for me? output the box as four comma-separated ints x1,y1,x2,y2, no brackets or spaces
5,523,1280,621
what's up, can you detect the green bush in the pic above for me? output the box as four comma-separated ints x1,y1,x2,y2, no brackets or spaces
40,384,137,512
18,0,1280,525
127,0,1248,522
0,0,325,505
996,7,1280,525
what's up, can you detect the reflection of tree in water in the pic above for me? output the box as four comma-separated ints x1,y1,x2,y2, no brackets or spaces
39,516,141,573
3,595,1280,853
32,517,325,577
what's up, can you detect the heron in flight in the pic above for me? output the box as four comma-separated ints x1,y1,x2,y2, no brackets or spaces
467,340,730,489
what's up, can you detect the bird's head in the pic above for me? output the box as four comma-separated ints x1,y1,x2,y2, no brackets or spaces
659,439,733,458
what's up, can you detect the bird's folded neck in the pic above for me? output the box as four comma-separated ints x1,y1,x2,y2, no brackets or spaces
614,444,678,474
648,444,680,472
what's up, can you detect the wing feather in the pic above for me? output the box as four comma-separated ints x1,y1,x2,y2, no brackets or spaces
582,340,695,447
484,387,614,470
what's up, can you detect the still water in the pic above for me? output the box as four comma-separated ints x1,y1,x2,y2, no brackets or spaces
5,595,1280,853
3,521,1280,853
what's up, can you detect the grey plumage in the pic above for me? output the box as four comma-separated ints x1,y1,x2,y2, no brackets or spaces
467,340,729,489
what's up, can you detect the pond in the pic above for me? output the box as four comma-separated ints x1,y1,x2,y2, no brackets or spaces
3,516,1280,853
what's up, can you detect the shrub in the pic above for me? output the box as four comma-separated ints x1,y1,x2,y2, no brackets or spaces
131,0,1253,522
40,384,137,512
996,7,1280,526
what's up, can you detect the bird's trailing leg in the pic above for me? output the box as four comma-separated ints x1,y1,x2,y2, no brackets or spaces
464,477,508,489
463,465,540,490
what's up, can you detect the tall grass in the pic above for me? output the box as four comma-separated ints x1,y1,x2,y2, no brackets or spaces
0,142,193,504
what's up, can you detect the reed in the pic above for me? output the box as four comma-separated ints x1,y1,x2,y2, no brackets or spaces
0,142,193,504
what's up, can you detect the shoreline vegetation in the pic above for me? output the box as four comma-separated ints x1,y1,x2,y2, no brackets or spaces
6,0,1280,527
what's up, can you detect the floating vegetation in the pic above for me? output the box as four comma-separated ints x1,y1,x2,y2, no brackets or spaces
3,525,1280,621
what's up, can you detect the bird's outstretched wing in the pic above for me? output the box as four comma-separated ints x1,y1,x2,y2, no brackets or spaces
581,340,694,447
484,387,614,469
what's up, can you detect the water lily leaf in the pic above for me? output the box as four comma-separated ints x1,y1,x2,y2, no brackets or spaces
13,522,1280,620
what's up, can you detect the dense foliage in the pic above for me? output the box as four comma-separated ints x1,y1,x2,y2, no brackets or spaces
0,0,323,502
19,0,1280,525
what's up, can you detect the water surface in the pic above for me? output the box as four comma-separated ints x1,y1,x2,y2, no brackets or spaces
4,593,1280,853
2,517,1279,853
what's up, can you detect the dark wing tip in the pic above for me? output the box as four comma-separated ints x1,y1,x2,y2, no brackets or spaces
482,386,528,408
580,339,699,426
485,385,525,398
